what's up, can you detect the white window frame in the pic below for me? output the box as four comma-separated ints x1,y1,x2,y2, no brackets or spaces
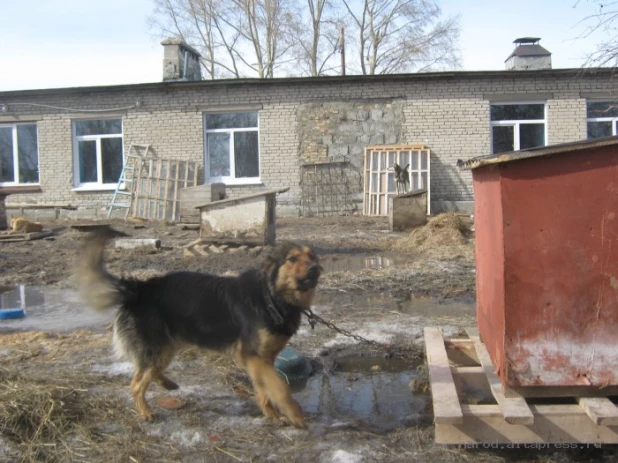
0,122,40,186
490,101,547,154
587,100,618,138
72,118,124,191
203,111,261,185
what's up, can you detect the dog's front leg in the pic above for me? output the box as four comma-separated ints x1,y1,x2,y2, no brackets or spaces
244,355,306,429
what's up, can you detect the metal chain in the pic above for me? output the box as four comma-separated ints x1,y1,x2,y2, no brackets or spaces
302,308,391,352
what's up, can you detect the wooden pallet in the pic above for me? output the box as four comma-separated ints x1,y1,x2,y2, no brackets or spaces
424,327,618,444
0,230,53,242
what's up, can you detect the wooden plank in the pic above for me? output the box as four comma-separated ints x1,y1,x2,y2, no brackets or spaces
0,230,53,242
172,160,181,221
578,397,618,426
424,327,464,425
436,404,618,444
468,331,534,425
506,385,618,399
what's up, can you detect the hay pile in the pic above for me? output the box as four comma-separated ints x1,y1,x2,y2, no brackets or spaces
392,212,473,258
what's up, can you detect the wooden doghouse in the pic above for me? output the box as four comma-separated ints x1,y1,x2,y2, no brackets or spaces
462,136,618,393
196,188,288,246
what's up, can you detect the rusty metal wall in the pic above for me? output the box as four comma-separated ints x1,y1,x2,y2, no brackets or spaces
474,146,618,388
473,166,507,383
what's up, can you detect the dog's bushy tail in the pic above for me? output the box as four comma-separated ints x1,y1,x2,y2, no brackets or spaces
77,229,123,311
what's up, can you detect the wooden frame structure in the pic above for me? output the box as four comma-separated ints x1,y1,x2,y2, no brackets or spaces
424,327,618,444
132,158,199,222
363,145,430,216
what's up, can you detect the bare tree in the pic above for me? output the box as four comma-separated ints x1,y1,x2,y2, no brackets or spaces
288,0,342,76
149,0,243,79
149,0,461,78
226,0,298,78
575,0,618,67
150,0,298,78
341,0,461,74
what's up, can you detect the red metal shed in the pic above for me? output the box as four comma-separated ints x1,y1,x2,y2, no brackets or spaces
462,136,618,393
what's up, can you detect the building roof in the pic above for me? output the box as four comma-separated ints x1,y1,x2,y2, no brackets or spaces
457,135,618,170
506,44,552,61
0,67,613,99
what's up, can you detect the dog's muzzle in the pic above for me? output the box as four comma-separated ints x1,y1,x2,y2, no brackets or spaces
298,264,322,290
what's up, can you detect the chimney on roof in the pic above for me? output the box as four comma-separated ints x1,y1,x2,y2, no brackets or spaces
505,37,552,71
161,38,202,81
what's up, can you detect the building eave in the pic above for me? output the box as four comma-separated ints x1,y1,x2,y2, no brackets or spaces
0,67,616,99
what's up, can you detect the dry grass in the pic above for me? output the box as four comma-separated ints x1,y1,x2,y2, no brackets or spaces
392,213,474,259
0,331,183,463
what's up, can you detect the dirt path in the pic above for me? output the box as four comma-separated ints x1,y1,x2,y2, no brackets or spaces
0,216,614,462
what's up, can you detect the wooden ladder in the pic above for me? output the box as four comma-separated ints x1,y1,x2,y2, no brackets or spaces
107,144,154,218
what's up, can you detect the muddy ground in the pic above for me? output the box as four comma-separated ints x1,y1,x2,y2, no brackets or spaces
0,216,615,462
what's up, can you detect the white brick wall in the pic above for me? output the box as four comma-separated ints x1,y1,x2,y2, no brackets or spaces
1,70,617,215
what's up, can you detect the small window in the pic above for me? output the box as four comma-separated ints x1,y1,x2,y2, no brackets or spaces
73,118,123,188
587,101,618,139
490,103,546,154
0,123,40,185
204,112,259,183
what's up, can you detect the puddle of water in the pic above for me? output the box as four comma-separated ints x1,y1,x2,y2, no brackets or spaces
0,285,113,332
320,255,407,273
315,291,475,319
291,355,427,431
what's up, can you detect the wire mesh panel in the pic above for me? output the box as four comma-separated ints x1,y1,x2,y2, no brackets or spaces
300,161,361,217
363,145,431,216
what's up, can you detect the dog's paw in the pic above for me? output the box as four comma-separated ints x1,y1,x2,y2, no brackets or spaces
160,378,179,390
140,410,156,422
280,414,307,429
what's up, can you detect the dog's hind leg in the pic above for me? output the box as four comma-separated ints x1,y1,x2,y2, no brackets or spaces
155,372,179,390
132,367,156,420
131,347,176,419
244,355,306,429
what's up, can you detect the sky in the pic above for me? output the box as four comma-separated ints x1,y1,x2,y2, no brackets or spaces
0,0,609,92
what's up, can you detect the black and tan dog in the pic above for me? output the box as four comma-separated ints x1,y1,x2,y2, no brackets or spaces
393,163,410,195
77,230,321,428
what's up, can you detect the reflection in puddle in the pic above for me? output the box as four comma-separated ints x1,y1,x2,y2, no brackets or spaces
315,291,475,319
291,355,426,431
0,285,113,332
320,255,406,273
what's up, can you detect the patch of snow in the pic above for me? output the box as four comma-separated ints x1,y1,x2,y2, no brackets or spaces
329,449,366,463
169,430,204,447
91,361,133,376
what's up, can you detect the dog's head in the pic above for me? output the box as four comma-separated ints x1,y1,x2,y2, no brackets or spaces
263,241,322,309
393,163,402,175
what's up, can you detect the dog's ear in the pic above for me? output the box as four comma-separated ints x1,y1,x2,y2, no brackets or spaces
261,241,294,285
262,253,280,285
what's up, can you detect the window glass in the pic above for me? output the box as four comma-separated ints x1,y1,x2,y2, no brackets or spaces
206,112,258,130
491,104,544,121
234,131,259,178
492,126,514,154
520,123,545,150
588,121,612,139
78,140,98,183
101,138,123,183
207,133,230,176
204,111,259,182
587,101,618,139
75,119,122,136
587,101,618,118
74,118,123,187
0,127,14,183
17,124,39,183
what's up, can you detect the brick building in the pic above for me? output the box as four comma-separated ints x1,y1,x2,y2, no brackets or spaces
1,39,617,219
